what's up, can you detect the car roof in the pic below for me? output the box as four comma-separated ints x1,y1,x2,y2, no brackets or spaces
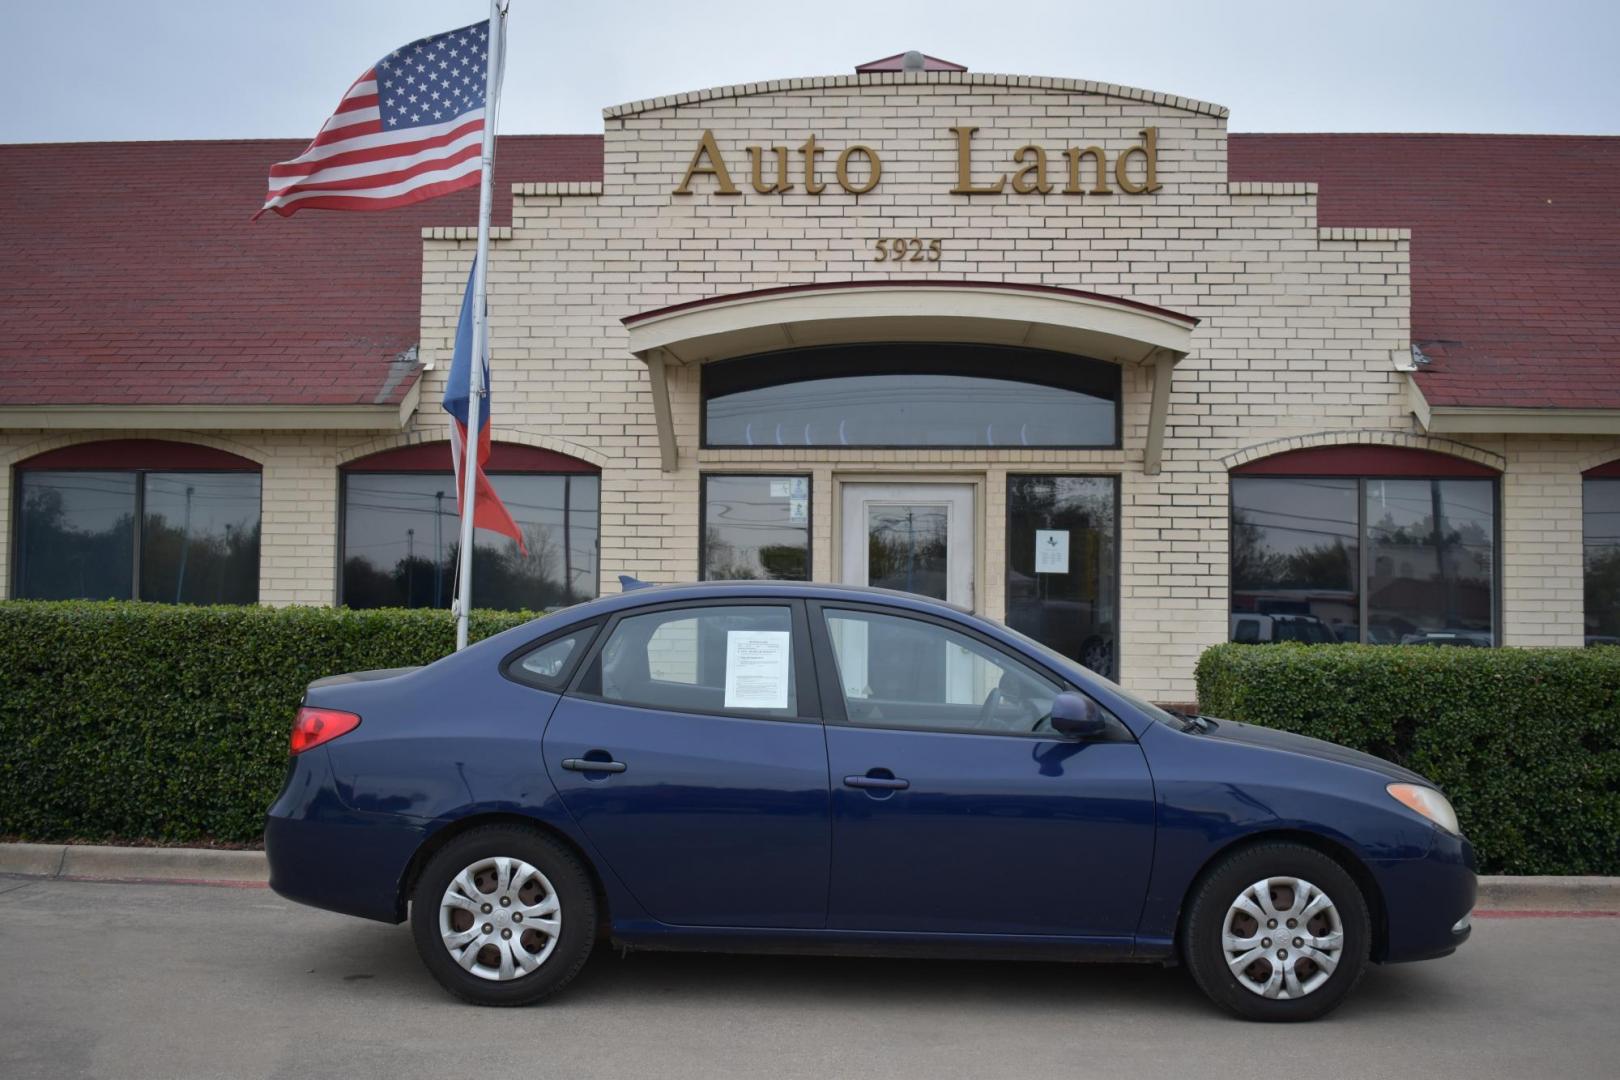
567,579,975,619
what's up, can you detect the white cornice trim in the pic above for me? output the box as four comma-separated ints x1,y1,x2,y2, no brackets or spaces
1409,375,1620,434
604,72,1229,121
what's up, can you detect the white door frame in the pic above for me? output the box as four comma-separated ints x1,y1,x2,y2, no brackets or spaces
839,481,976,609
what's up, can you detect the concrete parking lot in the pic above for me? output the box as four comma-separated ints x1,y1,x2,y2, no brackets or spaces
1,874,1615,1080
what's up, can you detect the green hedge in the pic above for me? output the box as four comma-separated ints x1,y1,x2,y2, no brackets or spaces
1196,643,1620,875
0,601,535,845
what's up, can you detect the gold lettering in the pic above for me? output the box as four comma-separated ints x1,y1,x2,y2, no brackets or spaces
835,145,882,194
950,125,1006,195
1064,146,1111,195
799,135,826,194
1010,144,1052,195
673,130,739,195
1114,127,1162,195
749,145,793,194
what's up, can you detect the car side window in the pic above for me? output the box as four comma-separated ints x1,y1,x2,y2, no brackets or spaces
578,605,799,718
508,626,597,690
821,608,1061,735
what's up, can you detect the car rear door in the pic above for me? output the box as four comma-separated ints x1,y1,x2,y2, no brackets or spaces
810,602,1155,941
542,599,830,929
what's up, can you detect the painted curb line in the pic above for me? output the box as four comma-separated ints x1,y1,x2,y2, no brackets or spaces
1,844,1616,911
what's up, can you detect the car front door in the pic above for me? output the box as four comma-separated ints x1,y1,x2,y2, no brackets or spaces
542,599,830,929
810,602,1155,942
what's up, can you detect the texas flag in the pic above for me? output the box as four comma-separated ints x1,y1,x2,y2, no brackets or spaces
443,259,526,553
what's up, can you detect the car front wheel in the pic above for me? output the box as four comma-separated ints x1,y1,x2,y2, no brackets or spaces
1183,841,1371,1021
409,824,597,1006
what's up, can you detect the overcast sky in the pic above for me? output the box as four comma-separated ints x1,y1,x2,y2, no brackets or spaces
3,0,1616,143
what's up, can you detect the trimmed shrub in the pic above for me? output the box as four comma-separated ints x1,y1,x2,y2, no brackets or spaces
0,601,535,845
1196,643,1620,875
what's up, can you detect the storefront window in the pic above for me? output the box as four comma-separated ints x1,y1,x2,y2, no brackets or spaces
341,472,599,611
701,474,810,581
1584,477,1620,645
703,344,1119,448
1005,476,1118,677
1231,477,1359,644
15,466,260,604
1231,468,1496,645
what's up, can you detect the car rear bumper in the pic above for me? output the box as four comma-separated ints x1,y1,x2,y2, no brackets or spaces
264,749,425,924
1373,830,1477,963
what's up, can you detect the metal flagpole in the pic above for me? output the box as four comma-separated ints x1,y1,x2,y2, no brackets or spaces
453,0,508,651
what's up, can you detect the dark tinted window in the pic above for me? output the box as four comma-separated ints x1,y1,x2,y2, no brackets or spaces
581,605,798,717
1366,479,1494,644
1231,477,1359,644
139,473,261,604
1582,478,1620,644
702,475,810,581
1005,475,1117,677
1230,476,1495,645
703,344,1119,448
16,469,259,604
16,471,136,600
341,472,599,610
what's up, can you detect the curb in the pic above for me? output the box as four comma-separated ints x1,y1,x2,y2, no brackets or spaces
2,844,1616,911
0,842,268,885
1476,875,1620,913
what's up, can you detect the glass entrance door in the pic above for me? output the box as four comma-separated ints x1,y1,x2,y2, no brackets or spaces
840,483,974,608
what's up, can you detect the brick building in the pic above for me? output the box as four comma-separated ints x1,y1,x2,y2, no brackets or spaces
3,59,1618,700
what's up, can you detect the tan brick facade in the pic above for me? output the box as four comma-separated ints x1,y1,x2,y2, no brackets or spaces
3,73,1617,698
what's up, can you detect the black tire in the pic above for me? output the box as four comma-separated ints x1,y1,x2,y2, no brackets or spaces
409,825,597,1006
1182,841,1371,1022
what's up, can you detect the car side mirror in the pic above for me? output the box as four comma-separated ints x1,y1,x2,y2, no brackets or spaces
1049,692,1108,740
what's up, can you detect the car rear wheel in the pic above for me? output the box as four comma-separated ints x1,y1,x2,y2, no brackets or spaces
1183,842,1371,1022
409,825,596,1006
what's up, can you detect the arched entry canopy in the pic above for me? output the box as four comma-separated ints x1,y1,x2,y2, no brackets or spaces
622,281,1197,472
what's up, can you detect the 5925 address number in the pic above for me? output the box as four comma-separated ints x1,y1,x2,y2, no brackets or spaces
872,237,943,262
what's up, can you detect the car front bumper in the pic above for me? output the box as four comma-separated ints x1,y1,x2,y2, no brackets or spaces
1373,829,1477,963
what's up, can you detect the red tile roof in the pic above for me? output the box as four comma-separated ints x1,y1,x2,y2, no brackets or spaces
0,135,602,408
1,131,1614,413
1229,133,1620,410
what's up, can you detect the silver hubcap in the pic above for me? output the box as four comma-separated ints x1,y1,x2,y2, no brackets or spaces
1223,876,1344,999
438,856,561,982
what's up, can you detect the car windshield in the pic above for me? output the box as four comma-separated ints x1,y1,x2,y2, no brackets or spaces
999,622,1186,729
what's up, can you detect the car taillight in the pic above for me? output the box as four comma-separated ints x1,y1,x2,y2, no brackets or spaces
290,707,361,754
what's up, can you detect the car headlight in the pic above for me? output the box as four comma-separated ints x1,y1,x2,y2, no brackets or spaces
1386,783,1460,835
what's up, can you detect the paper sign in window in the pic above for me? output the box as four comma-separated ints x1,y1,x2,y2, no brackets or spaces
1035,529,1069,574
724,630,792,710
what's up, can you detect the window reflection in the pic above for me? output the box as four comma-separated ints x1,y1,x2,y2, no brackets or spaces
1366,479,1493,644
341,473,599,611
1005,476,1118,676
1231,477,1359,644
1585,479,1620,645
16,472,137,600
703,344,1119,448
866,504,950,600
702,475,810,581
1229,475,1496,645
140,473,261,605
16,469,261,604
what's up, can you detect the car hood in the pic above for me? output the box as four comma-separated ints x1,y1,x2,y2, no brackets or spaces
1199,719,1434,786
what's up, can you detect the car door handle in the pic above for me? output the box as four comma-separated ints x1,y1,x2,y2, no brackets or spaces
843,774,909,790
562,758,627,774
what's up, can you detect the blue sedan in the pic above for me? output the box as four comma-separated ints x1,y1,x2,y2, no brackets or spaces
265,581,1475,1021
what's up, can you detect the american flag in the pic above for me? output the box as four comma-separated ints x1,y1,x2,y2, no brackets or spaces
255,21,491,219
